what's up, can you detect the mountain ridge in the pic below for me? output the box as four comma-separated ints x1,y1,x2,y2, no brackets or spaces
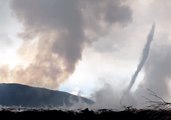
0,83,93,107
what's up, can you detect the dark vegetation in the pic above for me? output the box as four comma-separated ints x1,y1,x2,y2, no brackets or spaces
1,108,171,120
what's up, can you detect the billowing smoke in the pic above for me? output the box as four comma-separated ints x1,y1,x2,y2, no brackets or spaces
128,24,155,91
0,0,132,89
91,82,122,109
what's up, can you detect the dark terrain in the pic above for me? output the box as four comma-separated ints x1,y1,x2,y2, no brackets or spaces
0,83,170,120
0,108,171,120
0,83,93,107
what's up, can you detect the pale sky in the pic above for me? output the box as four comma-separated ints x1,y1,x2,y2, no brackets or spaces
0,0,171,107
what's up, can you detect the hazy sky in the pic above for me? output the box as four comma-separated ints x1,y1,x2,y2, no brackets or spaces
0,0,171,108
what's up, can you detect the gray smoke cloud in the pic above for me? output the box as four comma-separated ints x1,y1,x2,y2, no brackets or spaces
0,0,132,89
128,24,155,91
90,80,137,109
91,82,122,109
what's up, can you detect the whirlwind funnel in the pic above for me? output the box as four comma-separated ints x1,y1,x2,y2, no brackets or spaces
128,24,155,91
120,24,155,105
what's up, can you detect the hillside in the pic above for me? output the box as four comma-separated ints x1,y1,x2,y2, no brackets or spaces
0,83,93,107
